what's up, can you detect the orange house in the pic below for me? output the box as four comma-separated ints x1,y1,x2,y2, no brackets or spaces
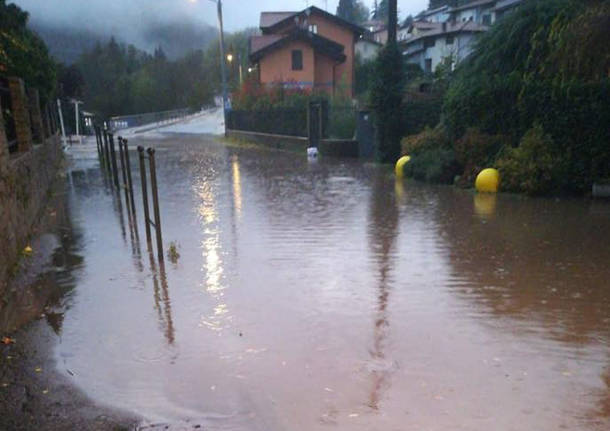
249,7,364,98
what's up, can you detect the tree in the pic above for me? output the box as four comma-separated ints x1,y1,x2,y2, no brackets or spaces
443,0,610,193
375,0,389,21
337,0,369,24
0,0,56,100
370,0,403,163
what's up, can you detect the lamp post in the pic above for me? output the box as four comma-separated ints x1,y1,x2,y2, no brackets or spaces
226,44,242,87
198,0,229,134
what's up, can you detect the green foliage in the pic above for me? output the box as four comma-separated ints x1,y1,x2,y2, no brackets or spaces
0,0,56,100
372,0,389,20
328,93,356,139
402,91,443,137
336,0,369,24
454,128,509,186
74,28,256,118
77,39,214,118
354,54,375,98
443,0,610,193
496,124,562,195
401,126,458,184
401,125,449,155
370,42,404,163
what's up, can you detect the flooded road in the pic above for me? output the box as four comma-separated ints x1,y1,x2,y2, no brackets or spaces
55,135,610,430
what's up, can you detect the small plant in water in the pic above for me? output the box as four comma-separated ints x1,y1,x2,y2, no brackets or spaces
168,241,180,264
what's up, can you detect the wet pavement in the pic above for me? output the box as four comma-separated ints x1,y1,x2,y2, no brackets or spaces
8,134,610,430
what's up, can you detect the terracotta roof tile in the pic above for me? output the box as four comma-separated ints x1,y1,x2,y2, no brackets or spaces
250,35,285,55
260,12,297,28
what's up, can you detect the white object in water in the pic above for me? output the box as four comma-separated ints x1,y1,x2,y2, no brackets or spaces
307,147,319,159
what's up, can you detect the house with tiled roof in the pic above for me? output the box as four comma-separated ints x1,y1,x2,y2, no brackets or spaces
249,6,364,97
399,0,523,73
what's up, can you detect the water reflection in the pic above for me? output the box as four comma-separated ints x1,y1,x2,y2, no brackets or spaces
473,192,497,219
367,172,399,410
150,255,175,345
196,172,230,334
0,175,83,334
231,155,243,220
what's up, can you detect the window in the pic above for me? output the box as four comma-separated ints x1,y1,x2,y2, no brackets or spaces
292,50,303,71
482,14,491,25
425,59,432,73
446,36,454,45
424,38,435,48
308,24,318,34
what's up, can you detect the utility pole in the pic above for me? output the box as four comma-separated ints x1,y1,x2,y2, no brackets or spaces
216,0,229,135
388,0,397,44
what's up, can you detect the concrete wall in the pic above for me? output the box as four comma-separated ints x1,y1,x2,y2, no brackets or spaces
0,77,63,297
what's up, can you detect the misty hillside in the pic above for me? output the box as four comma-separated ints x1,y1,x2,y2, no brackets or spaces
30,18,217,64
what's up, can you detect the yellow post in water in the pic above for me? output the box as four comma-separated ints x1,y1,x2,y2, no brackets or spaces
395,155,411,177
475,168,500,193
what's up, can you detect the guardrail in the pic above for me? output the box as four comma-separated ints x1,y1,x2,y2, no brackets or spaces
108,108,194,131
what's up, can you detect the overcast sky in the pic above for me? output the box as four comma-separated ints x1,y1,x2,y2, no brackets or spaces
14,0,429,33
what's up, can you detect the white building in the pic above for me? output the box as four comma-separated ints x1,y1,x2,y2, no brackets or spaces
356,37,382,62
399,0,523,73
416,5,451,23
401,21,487,73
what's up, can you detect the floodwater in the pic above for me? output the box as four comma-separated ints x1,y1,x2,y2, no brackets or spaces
52,136,610,430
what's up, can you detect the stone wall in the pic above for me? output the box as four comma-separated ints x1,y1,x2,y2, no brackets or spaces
0,77,63,297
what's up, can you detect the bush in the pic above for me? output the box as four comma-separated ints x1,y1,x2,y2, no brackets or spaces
441,0,610,194
401,126,459,184
496,124,562,195
404,148,459,184
401,125,449,155
328,106,356,139
454,128,510,186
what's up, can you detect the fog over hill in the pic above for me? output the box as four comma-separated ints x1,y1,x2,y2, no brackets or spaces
29,17,217,64
13,0,218,63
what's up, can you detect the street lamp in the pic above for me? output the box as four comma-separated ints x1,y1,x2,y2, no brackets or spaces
192,0,229,134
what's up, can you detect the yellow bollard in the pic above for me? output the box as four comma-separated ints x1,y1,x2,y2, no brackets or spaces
395,155,411,177
475,168,500,193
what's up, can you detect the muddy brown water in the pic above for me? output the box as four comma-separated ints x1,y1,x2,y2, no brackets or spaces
45,136,610,429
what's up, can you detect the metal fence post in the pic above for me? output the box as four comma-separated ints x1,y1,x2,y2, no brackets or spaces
108,133,120,188
102,130,111,172
123,138,137,220
147,148,164,262
118,137,131,209
138,146,152,244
